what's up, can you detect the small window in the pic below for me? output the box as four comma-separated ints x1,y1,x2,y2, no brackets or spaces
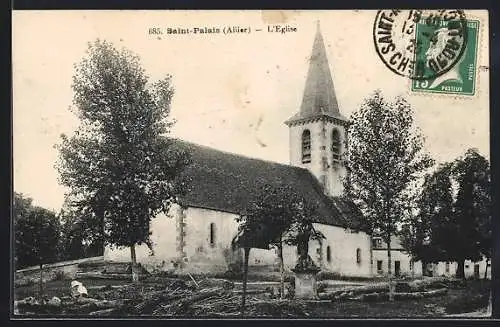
209,223,216,247
302,130,311,163
465,264,470,269
331,129,341,164
326,246,331,262
356,248,361,264
445,262,450,273
377,260,383,273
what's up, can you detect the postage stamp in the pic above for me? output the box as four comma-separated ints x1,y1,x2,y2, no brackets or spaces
411,19,480,96
372,10,468,81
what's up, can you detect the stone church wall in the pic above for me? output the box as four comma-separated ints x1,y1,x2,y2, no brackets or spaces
104,205,277,273
180,206,239,273
104,206,374,278
103,207,178,272
306,223,372,277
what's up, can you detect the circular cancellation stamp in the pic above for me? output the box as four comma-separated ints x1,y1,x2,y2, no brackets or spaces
373,10,468,81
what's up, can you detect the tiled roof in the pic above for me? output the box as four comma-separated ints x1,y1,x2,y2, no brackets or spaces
171,139,364,230
372,235,405,250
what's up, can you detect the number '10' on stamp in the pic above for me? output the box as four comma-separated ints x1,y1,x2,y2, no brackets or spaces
411,19,480,96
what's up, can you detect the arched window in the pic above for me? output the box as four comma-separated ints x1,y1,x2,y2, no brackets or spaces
209,223,216,247
332,129,341,164
356,248,361,264
302,130,311,163
326,246,331,262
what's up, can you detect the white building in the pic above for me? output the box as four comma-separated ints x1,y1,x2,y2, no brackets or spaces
371,235,491,279
371,235,423,278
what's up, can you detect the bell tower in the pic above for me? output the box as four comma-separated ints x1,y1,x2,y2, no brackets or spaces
285,22,348,197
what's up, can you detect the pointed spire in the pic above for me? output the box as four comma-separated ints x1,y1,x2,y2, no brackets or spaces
286,22,343,124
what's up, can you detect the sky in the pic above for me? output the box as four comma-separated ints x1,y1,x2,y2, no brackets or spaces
12,10,490,212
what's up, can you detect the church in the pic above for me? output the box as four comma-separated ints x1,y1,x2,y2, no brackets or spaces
104,25,388,278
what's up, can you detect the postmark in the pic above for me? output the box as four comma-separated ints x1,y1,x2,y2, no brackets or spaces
411,19,480,96
373,10,468,81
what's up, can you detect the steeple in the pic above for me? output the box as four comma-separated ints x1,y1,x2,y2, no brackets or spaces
285,22,344,125
285,22,348,198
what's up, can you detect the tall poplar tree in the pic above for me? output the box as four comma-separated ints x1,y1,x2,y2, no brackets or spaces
450,149,490,279
56,40,189,282
345,91,433,300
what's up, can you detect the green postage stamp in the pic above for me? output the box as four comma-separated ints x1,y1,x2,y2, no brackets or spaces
411,19,480,96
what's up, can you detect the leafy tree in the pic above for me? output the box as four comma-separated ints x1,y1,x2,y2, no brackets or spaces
13,192,33,222
58,205,105,261
58,207,85,261
345,91,433,300
450,149,490,279
399,208,422,277
14,193,61,268
15,203,60,299
478,206,492,279
401,164,454,273
13,192,34,269
234,183,322,312
56,39,190,282
401,149,491,280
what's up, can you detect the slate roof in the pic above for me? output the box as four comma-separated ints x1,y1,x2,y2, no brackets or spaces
372,235,405,250
285,23,346,125
171,139,365,231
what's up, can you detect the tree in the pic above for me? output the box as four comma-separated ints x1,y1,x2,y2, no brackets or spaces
56,39,190,282
401,164,454,273
13,192,34,269
15,204,60,299
345,91,433,300
450,149,490,279
58,205,105,261
401,149,491,280
400,208,423,277
478,206,492,279
234,183,322,312
13,192,33,222
242,184,292,300
14,193,61,268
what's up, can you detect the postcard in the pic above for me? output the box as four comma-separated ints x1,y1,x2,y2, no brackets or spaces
12,10,491,319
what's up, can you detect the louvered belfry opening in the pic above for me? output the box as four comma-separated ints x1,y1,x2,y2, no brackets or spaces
332,129,341,164
302,129,312,163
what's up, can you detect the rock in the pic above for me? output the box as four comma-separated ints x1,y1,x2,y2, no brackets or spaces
71,280,89,298
47,297,61,306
